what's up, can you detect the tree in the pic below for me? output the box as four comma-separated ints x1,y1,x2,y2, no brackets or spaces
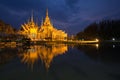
76,20,120,40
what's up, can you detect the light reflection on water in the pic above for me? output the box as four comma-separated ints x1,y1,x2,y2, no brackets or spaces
18,44,68,70
0,43,120,80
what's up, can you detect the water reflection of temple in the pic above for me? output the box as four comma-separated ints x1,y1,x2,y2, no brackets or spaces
18,44,68,70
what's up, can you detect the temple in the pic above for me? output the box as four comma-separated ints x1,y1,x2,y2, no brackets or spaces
19,9,67,41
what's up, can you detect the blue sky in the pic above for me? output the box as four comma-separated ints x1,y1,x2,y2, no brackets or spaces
0,0,120,35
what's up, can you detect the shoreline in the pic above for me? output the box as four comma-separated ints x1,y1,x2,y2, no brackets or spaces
0,40,120,46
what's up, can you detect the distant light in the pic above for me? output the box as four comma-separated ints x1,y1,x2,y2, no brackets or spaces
112,38,115,41
113,45,115,48
95,39,99,42
95,44,99,48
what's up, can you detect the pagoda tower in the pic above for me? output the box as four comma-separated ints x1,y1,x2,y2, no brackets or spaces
20,14,38,40
43,9,53,27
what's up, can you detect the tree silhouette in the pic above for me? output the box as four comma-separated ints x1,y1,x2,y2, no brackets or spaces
76,20,120,40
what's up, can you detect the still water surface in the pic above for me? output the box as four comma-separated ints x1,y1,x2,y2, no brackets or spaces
0,43,120,80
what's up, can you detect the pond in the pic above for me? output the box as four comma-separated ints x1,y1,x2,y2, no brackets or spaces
0,43,120,80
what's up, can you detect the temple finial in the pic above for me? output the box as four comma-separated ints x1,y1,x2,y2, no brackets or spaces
31,10,34,22
41,17,44,26
46,8,48,17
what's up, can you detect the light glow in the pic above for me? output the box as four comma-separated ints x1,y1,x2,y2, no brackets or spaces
18,44,68,70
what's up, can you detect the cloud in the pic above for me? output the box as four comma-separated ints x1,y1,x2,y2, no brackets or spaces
65,0,80,9
0,0,120,34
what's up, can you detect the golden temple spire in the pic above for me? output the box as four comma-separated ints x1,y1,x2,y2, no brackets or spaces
43,9,52,26
41,17,44,26
46,8,48,17
31,10,34,22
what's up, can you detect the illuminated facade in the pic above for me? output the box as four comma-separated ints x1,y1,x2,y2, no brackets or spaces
20,10,67,41
20,15,38,40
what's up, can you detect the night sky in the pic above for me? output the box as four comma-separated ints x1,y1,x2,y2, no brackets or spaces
0,0,120,35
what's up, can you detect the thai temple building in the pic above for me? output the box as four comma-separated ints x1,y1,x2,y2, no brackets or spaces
19,10,67,41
